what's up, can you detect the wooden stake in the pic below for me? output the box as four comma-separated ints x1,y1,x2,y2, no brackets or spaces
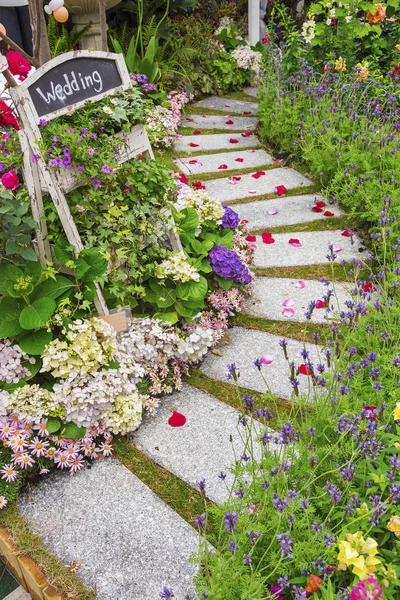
99,0,109,52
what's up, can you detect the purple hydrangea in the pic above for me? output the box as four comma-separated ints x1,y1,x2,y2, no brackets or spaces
208,245,251,285
142,83,158,92
130,73,148,84
221,204,240,229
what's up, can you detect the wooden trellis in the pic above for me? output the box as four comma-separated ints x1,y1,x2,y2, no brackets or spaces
10,50,183,316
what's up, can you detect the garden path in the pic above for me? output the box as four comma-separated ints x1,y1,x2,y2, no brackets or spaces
18,90,365,600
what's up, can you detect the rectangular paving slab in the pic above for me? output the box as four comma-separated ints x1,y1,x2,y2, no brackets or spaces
19,460,199,600
247,277,352,323
132,385,275,504
174,133,260,153
243,87,258,98
203,168,313,203
174,148,274,175
200,327,321,396
182,113,258,131
253,230,364,268
233,194,343,230
191,96,258,114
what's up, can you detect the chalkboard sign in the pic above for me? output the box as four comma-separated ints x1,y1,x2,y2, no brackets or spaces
14,51,131,123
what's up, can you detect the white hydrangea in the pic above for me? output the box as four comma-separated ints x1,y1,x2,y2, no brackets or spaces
41,318,117,378
345,15,353,22
156,252,200,282
0,340,34,384
53,369,142,433
302,19,316,43
0,391,9,417
174,187,224,226
101,391,143,434
176,326,214,362
7,384,64,423
214,17,235,36
231,44,262,73
117,318,180,365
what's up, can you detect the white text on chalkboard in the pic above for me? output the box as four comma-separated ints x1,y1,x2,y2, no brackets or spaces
35,71,104,105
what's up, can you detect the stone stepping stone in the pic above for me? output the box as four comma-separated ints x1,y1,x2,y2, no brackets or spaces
174,133,260,153
200,327,321,396
247,277,352,323
243,87,258,97
5,589,31,600
132,385,276,504
181,113,258,131
253,230,363,268
19,460,199,600
192,96,258,114
203,168,313,203
174,148,274,175
233,194,343,230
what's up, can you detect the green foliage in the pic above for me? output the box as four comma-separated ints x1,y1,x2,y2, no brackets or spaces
0,188,39,262
46,15,91,58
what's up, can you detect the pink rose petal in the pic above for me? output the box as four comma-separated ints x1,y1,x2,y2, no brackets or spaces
268,209,278,215
294,280,305,288
282,308,295,318
275,158,283,163
289,238,302,247
248,190,257,194
261,355,274,365
315,300,325,309
235,157,244,162
247,149,256,153
282,299,295,307
210,104,216,108
224,104,230,107
333,246,342,253
175,134,183,139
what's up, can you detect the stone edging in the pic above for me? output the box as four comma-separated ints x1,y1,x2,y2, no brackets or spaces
0,526,63,600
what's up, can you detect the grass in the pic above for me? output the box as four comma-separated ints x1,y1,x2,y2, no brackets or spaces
0,503,95,600
186,369,292,424
234,313,330,344
113,437,219,545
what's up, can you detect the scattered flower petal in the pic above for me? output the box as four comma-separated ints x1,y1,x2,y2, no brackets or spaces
231,176,241,181
168,411,187,427
235,158,244,162
193,181,206,190
226,119,234,125
218,164,228,170
315,201,326,208
275,158,283,163
282,307,295,318
178,174,188,184
243,111,252,115
276,185,287,195
241,131,253,137
323,211,335,217
332,246,342,253
341,230,352,237
252,171,266,179
229,138,239,143
186,117,193,122
299,364,311,375
268,209,278,215
246,235,257,242
294,280,305,288
248,189,257,194
315,300,325,309
312,206,323,213
189,142,199,147
289,238,302,247
247,149,256,153
261,355,274,365
282,299,295,307
193,129,201,134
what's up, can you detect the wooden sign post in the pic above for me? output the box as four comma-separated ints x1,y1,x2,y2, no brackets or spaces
10,50,183,317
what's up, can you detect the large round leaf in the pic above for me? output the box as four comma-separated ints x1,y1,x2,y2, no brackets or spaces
19,298,56,330
32,276,74,301
0,297,23,337
18,330,52,355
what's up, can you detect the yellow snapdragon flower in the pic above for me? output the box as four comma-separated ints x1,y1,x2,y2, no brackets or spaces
387,516,400,537
337,532,381,580
393,402,400,420
335,57,347,72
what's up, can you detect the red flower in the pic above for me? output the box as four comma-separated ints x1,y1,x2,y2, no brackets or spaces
226,119,234,125
229,138,239,143
390,65,400,79
6,50,31,81
341,229,352,237
312,206,323,213
0,100,19,131
1,169,19,190
193,181,206,190
275,185,287,195
363,283,376,293
315,300,325,309
168,411,187,427
323,211,335,217
331,17,337,26
178,174,188,184
364,406,376,420
299,364,311,375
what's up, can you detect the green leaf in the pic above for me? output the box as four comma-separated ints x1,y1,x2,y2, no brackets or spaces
187,276,208,300
5,279,34,299
5,241,19,255
18,329,53,355
24,260,43,284
46,418,61,434
156,295,175,308
179,208,199,233
153,311,179,324
215,276,234,290
19,298,56,330
54,239,75,265
76,248,108,281
32,276,74,301
0,297,24,337
175,304,194,317
60,422,87,439
20,246,38,262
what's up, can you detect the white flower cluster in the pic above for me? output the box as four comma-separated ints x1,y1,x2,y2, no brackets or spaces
41,318,117,378
5,384,64,423
156,252,200,282
176,326,214,362
302,19,316,43
53,370,142,434
214,17,235,36
0,341,34,384
326,7,336,25
231,44,262,73
174,186,224,226
146,105,177,148
117,318,179,366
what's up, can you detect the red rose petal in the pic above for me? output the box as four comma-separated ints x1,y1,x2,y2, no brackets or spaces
235,158,244,162
262,235,275,244
341,230,352,237
218,164,228,170
276,185,287,195
261,231,272,241
315,300,325,309
189,143,199,147
315,201,326,208
242,219,248,224
185,117,193,122
178,174,188,184
229,138,239,143
363,283,376,293
243,111,252,115
312,206,323,213
246,235,257,242
289,238,301,247
193,181,206,190
189,160,198,164
168,411,187,427
323,211,334,217
193,129,201,134
226,119,234,125
252,171,266,179
241,131,253,137
299,364,311,376
231,176,241,181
